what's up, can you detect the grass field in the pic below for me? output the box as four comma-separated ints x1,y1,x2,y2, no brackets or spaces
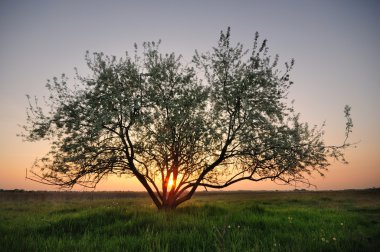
1,189,379,251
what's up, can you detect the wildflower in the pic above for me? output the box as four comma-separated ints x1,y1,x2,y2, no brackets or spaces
274,243,277,247
321,237,325,242
332,237,337,241
228,225,231,229
237,225,240,229
340,222,344,226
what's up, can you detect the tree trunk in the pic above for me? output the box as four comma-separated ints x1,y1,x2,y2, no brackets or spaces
159,188,178,210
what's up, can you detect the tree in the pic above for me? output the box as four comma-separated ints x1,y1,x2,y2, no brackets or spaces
22,28,353,209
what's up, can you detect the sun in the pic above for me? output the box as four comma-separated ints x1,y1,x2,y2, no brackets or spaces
167,175,174,189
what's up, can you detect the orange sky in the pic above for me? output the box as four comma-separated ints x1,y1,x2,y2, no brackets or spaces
1,1,379,191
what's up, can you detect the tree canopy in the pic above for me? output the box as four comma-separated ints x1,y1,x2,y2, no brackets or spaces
22,28,353,209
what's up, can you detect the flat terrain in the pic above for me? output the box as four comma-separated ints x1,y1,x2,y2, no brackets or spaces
1,189,379,251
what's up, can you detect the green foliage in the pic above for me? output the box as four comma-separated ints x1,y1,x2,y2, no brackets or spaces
1,191,379,251
21,27,353,208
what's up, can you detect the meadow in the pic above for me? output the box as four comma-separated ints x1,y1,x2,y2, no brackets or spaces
0,189,379,251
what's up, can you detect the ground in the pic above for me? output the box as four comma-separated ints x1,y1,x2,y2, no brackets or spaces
1,189,379,251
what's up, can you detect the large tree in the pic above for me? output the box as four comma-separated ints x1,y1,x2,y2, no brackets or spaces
22,28,353,209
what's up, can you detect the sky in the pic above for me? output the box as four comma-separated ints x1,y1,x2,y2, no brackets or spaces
0,0,379,191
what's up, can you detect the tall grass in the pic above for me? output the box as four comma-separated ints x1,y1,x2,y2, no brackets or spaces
1,190,379,251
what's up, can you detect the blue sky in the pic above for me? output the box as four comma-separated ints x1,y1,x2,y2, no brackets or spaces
0,0,379,190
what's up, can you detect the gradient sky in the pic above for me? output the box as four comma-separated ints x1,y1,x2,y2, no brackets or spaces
1,0,379,191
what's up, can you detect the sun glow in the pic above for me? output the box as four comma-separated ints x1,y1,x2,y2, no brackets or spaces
167,174,174,189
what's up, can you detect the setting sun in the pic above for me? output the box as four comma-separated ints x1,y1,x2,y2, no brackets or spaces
167,175,174,189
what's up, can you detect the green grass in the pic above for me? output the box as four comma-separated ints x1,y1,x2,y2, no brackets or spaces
1,190,379,251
